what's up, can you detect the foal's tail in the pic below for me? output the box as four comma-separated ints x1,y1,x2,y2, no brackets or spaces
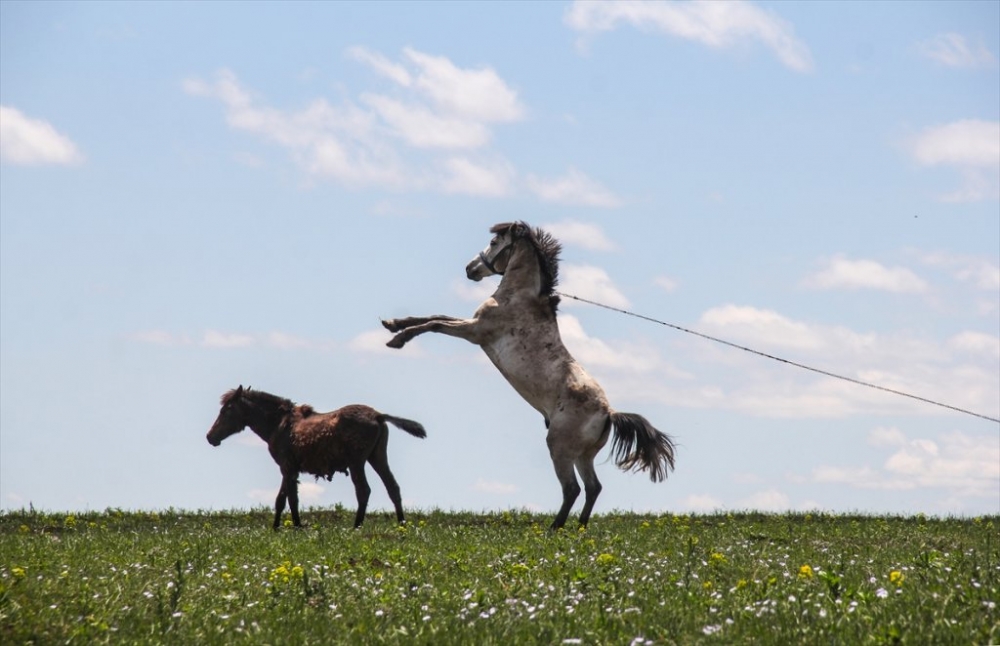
609,412,676,482
380,414,428,439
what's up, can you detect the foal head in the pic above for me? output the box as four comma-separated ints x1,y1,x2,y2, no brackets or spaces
206,385,261,446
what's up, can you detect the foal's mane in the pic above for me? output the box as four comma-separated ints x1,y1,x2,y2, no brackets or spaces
491,221,563,313
222,387,295,416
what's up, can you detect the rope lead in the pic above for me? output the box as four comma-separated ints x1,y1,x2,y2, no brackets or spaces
558,292,1000,425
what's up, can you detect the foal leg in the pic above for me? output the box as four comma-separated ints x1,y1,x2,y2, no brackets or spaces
272,482,287,530
349,463,372,528
284,472,302,527
367,440,406,523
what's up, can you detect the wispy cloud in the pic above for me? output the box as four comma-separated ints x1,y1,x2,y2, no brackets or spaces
919,252,1000,291
473,478,518,494
202,330,255,349
681,304,999,420
918,33,996,69
812,428,1000,504
542,219,618,251
527,168,623,208
907,119,1000,202
131,329,333,350
803,256,929,294
187,50,621,203
565,0,814,73
560,264,630,308
0,106,84,166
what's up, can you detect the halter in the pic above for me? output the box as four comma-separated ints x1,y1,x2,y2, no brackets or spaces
478,240,514,276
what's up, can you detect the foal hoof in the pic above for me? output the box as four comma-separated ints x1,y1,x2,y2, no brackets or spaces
381,319,400,333
386,334,407,349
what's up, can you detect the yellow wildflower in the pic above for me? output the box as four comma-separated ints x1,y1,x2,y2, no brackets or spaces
889,570,904,586
798,565,814,580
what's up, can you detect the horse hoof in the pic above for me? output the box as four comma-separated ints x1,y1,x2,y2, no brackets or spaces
386,335,406,349
381,319,399,332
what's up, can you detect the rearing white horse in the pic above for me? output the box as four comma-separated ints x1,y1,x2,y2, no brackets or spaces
382,221,676,528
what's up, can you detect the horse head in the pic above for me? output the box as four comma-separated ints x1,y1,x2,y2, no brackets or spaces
465,221,530,281
206,385,250,446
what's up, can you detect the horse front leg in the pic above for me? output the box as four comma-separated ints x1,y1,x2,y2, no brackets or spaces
272,482,287,530
282,472,302,528
349,463,372,528
382,315,463,333
385,317,485,349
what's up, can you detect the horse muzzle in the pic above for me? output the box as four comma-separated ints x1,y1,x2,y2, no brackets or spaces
466,257,486,281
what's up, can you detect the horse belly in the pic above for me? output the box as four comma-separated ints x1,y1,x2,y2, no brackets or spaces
483,338,564,415
292,413,378,479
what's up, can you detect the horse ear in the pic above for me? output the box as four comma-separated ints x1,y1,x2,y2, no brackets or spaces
236,385,244,395
513,221,528,237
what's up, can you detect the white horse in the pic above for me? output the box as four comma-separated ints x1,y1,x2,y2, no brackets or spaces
382,221,676,528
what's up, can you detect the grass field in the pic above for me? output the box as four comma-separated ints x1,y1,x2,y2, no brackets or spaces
1,507,997,644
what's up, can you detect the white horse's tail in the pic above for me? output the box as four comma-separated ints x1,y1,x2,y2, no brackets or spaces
609,412,676,482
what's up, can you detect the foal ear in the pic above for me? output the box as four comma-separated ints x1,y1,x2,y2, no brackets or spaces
236,385,244,395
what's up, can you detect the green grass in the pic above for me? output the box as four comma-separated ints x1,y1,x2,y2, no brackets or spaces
1,508,997,644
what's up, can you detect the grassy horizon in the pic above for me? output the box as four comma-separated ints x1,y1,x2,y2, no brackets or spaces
2,508,997,644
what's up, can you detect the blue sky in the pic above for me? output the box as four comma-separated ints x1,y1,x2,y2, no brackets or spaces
2,1,998,517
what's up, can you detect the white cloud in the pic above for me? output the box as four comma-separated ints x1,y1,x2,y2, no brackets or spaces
739,488,791,511
867,426,907,447
248,481,325,505
202,330,255,348
542,219,618,251
565,0,814,73
184,69,407,188
907,120,1000,202
681,493,723,512
560,264,630,308
527,168,623,208
918,33,996,68
948,331,1000,359
347,46,413,86
813,429,1000,500
185,52,522,195
557,314,664,374
682,304,999,420
699,304,825,351
361,94,491,149
911,120,1000,168
266,331,312,350
919,252,1000,290
402,47,525,122
0,105,84,166
439,156,514,197
803,256,929,294
653,276,679,293
473,478,518,494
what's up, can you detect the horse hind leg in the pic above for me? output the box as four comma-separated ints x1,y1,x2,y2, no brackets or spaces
575,457,603,527
367,433,406,524
547,447,581,530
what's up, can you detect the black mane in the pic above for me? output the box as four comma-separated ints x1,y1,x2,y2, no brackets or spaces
492,221,563,313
